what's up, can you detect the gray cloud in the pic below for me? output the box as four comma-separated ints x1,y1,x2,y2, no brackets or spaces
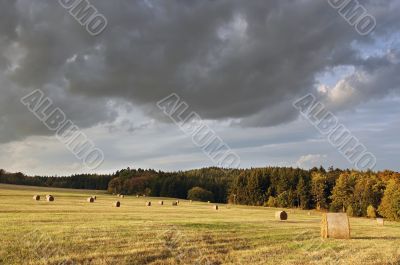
322,50,400,111
0,0,399,145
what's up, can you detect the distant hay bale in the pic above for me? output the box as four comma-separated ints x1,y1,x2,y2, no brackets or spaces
146,201,152,207
87,197,95,203
33,195,40,201
377,218,385,226
275,211,288,221
114,201,121,207
93,196,97,200
117,194,120,197
321,213,350,239
176,200,180,205
172,202,178,206
308,211,311,216
120,195,125,198
214,205,219,210
159,200,164,205
46,195,54,202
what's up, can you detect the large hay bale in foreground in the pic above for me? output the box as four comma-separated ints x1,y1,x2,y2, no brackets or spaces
114,201,121,207
46,195,54,202
146,201,151,207
33,195,40,201
214,205,219,210
321,213,350,239
377,218,385,226
275,211,288,221
87,197,95,203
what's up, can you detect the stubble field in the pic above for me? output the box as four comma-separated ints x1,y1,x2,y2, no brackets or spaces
0,184,399,265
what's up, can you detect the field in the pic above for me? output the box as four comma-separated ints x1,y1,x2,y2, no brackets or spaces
1,184,400,265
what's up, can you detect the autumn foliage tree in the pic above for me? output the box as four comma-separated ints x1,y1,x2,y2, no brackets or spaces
378,180,400,221
330,172,356,213
311,172,329,210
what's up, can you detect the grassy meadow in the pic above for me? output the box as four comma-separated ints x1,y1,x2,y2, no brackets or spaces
0,184,399,265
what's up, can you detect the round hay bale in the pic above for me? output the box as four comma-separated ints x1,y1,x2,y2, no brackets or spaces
117,194,120,197
114,201,121,207
93,196,97,200
87,197,95,203
321,213,350,239
307,211,311,216
377,218,385,226
33,195,40,201
120,195,125,198
146,201,152,207
275,211,288,221
214,205,219,210
176,200,180,205
172,202,178,206
46,195,54,202
159,200,164,205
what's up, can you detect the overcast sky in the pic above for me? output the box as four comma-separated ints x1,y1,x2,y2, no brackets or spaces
0,0,399,175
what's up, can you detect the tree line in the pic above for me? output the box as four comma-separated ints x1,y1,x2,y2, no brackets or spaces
1,166,399,220
0,169,111,190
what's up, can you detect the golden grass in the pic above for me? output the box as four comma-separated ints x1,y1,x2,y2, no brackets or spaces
0,183,399,265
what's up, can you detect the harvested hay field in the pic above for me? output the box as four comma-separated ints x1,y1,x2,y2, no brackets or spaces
0,184,400,265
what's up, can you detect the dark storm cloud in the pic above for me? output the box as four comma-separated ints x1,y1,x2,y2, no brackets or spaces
0,0,399,143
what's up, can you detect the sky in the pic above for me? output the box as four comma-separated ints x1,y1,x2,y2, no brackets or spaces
0,0,399,175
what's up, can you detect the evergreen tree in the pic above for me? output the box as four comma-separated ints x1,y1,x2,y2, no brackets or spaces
311,172,328,210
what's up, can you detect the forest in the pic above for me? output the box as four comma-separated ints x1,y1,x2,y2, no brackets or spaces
1,166,399,221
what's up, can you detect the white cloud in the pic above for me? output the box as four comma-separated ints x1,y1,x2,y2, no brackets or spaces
296,154,327,169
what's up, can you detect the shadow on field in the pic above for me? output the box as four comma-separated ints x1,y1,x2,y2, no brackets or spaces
352,236,400,240
272,220,319,224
